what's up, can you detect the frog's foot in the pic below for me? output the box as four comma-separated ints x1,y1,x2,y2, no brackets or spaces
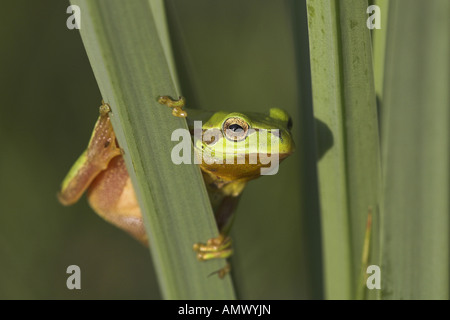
193,234,232,261
99,100,111,116
158,95,187,118
194,235,232,279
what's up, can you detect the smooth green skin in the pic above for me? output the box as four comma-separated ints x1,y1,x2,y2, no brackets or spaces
61,150,88,193
186,107,295,264
188,108,294,165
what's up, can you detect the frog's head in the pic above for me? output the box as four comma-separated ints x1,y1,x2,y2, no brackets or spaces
194,108,295,181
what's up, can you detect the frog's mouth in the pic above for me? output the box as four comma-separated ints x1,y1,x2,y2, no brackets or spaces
278,152,293,161
195,150,292,180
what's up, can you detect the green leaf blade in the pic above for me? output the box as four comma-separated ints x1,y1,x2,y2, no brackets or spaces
71,0,235,299
381,0,450,300
306,0,382,299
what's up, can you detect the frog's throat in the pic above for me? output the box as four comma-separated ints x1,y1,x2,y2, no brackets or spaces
196,151,291,182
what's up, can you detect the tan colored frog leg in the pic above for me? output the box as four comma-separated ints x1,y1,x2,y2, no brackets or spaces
58,101,147,244
87,155,147,245
58,101,121,205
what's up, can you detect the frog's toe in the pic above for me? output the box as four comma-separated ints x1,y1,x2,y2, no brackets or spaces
158,96,187,118
193,235,232,261
196,248,233,261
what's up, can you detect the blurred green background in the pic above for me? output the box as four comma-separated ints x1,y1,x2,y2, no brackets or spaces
0,0,319,299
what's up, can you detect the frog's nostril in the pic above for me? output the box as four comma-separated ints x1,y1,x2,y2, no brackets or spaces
287,117,293,131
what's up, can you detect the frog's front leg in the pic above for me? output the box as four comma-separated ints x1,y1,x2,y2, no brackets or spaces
193,180,246,278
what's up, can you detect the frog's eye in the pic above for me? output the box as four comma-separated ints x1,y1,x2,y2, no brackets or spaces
223,117,249,142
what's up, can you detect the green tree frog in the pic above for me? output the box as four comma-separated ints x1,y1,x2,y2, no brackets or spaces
58,97,294,276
